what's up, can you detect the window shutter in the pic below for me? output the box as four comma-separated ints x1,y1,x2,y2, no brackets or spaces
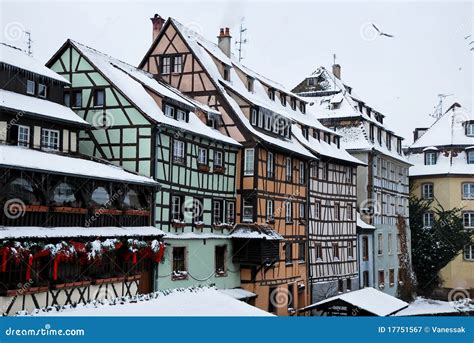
9,125,19,144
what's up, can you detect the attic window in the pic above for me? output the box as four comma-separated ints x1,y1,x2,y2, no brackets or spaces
268,88,275,101
302,126,309,139
300,103,306,114
424,151,437,165
247,77,254,92
290,98,297,110
280,94,287,107
307,78,316,86
466,122,474,137
207,112,221,129
223,65,230,81
467,150,474,164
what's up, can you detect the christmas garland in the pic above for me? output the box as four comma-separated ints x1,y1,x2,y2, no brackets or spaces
0,238,165,281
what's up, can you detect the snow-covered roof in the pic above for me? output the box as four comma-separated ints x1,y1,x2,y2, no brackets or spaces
357,212,375,229
0,89,89,126
231,226,284,240
0,144,158,185
0,226,164,240
27,287,273,317
0,43,69,83
166,19,316,159
394,297,474,316
67,40,239,146
410,103,473,149
218,288,257,300
292,124,365,165
407,149,474,177
305,287,408,316
164,232,232,240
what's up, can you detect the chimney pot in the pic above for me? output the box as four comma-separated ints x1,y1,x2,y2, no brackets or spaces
150,14,165,42
218,27,232,57
332,64,341,79
225,27,230,35
219,28,225,37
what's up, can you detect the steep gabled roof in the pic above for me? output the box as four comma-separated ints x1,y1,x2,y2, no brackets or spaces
0,42,69,83
52,40,239,146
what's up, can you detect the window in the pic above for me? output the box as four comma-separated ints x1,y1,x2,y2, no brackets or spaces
52,182,77,205
423,212,434,228
332,243,339,260
315,201,321,219
334,203,340,220
215,245,226,274
161,56,171,74
397,139,402,154
347,203,353,220
345,168,352,183
320,163,327,180
346,278,352,291
198,147,207,165
16,125,30,147
247,77,254,92
386,133,392,150
286,157,292,182
63,92,70,107
267,152,274,178
171,195,184,221
214,150,223,168
466,122,474,136
173,140,185,164
287,284,294,309
315,243,322,261
363,271,369,287
176,109,186,121
299,203,305,221
347,241,353,259
280,94,286,106
388,234,393,254
268,88,275,100
467,151,474,164
378,270,385,287
264,113,271,131
91,186,110,206
285,242,292,264
72,90,82,108
172,247,186,273
299,161,305,184
463,212,474,229
266,199,274,221
301,126,309,139
462,183,474,199
193,197,203,222
377,128,382,144
300,102,306,113
369,124,375,142
362,236,369,261
338,279,344,293
251,108,258,126
212,200,223,225
244,148,254,175
424,151,437,165
173,55,183,73
26,80,35,95
422,183,434,199
285,201,292,223
225,201,235,224
377,233,383,255
298,242,305,262
223,66,230,81
37,83,47,98
464,244,474,260
41,129,60,151
93,89,105,107
243,198,253,223
389,269,395,286
164,104,175,118
290,98,296,110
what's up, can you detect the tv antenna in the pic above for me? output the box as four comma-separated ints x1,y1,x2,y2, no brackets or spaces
429,93,453,119
24,30,32,56
235,18,247,62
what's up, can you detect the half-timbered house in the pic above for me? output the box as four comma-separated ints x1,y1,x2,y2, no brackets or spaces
139,15,364,314
47,40,246,292
0,43,164,315
293,65,411,297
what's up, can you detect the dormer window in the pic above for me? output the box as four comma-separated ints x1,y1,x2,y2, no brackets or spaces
467,150,474,164
268,88,275,100
176,109,186,121
299,102,306,114
377,128,382,144
251,108,258,126
302,126,309,139
397,139,402,154
164,104,175,118
264,113,272,131
247,77,254,92
424,151,437,165
290,98,296,110
26,80,35,95
207,113,220,129
41,128,60,151
280,94,286,107
307,78,316,86
223,66,230,81
38,84,47,98
386,132,392,150
369,124,375,142
466,122,474,137
313,130,320,141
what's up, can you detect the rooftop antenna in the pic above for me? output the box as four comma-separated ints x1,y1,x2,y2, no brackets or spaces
430,93,453,119
24,30,32,56
235,18,247,62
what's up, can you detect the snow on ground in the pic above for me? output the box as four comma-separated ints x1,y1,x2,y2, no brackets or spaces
394,297,474,316
26,287,273,317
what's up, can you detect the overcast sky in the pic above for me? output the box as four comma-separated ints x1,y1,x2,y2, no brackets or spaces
1,0,472,143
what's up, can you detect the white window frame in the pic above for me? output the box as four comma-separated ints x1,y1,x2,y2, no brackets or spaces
466,123,474,137
171,195,182,221
286,157,292,182
266,199,274,221
315,201,321,219
213,200,223,225
161,56,171,74
225,201,235,224
467,151,474,164
257,110,264,128
423,212,434,228
244,148,254,176
388,233,393,255
377,233,383,255
26,80,35,95
463,183,474,199
176,109,186,121
173,140,185,163
251,108,258,126
173,55,183,73
17,125,30,147
463,212,474,229
299,161,305,184
214,150,223,167
198,147,207,165
422,183,434,199
264,114,272,131
242,199,253,223
285,201,292,223
425,151,437,165
299,202,305,220
464,244,474,261
164,104,175,118
267,152,274,178
41,128,60,151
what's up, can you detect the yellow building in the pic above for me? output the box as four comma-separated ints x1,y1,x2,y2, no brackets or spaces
406,103,474,299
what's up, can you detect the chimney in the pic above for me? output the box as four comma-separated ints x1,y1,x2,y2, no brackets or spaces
150,14,165,41
217,27,232,58
413,128,428,142
332,64,341,79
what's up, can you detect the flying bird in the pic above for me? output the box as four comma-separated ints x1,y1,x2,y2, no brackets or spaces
371,23,394,38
